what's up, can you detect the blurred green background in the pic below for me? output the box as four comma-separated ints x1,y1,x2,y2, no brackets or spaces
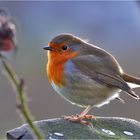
0,1,140,138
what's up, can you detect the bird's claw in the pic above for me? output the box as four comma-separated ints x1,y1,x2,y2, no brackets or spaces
81,114,96,119
62,114,96,125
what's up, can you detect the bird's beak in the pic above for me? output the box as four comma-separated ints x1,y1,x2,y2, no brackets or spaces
43,46,52,51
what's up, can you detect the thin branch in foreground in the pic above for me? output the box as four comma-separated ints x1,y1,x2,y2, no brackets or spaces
0,55,44,139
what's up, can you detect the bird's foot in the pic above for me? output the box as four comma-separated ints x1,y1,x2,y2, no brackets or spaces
62,114,96,125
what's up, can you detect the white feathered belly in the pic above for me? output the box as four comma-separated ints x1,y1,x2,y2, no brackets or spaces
51,73,120,108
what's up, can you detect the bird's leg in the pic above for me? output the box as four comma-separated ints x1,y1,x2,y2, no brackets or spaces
63,105,96,125
79,105,96,119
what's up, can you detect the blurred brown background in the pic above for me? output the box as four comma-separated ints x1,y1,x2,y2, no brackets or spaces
0,1,140,138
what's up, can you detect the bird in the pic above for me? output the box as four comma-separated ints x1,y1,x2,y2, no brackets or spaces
43,34,140,124
0,9,17,53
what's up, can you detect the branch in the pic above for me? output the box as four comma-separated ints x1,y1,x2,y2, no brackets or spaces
0,55,44,139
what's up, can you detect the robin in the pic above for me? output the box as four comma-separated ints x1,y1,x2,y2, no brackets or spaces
43,34,140,124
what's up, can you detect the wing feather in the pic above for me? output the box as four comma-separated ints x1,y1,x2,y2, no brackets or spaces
72,55,139,99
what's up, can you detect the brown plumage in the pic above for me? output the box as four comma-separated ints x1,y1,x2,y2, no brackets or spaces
44,34,140,124
122,73,140,85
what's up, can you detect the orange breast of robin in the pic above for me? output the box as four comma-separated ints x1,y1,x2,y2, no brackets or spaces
47,48,78,86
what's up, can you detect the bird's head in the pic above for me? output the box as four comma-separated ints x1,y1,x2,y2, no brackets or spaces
44,34,96,85
43,34,85,64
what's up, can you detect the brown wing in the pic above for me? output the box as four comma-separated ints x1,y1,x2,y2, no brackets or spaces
72,55,139,99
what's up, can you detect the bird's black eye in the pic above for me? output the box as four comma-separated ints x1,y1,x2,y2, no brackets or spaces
61,45,68,50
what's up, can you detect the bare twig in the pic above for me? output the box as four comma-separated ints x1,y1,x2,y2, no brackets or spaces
0,55,44,139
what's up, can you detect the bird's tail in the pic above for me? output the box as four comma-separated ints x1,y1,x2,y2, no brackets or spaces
122,73,140,99
122,73,140,85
